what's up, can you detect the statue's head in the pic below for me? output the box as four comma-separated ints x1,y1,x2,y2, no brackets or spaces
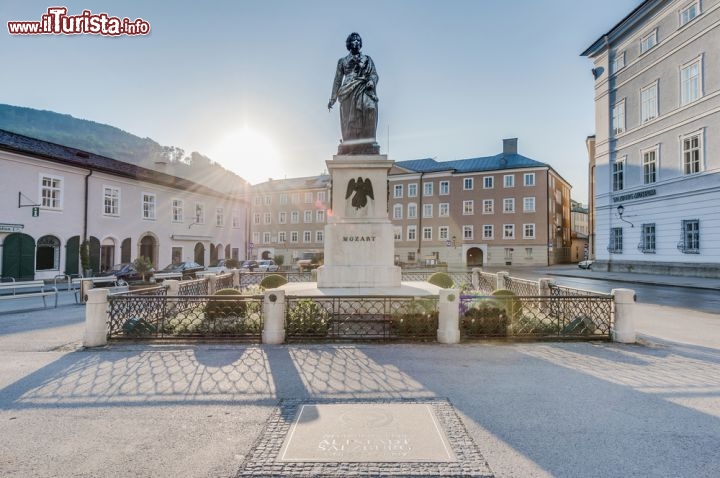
345,32,362,52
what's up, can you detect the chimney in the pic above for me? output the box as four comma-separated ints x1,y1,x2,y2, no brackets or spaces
503,138,518,155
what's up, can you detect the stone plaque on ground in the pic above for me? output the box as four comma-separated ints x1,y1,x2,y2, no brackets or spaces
279,403,455,462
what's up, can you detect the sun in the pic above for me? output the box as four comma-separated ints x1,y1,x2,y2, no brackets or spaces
210,127,282,184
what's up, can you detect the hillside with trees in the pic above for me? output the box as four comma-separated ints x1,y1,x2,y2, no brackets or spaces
0,104,247,193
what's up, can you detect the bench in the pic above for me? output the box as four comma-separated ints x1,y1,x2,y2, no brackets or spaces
72,276,119,304
0,280,58,308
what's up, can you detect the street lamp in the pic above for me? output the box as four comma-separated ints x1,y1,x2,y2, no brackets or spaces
616,204,634,227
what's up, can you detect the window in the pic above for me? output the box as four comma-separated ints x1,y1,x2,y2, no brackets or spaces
103,186,120,216
172,199,184,222
463,225,473,240
254,197,261,206
611,51,625,73
253,213,261,225
316,230,324,243
483,225,493,239
291,211,300,223
612,100,625,134
40,175,62,209
503,198,515,213
216,208,224,227
423,182,433,196
304,210,312,223
304,192,313,204
609,227,623,253
408,203,417,219
291,193,299,203
503,224,515,239
232,210,241,228
263,196,271,205
394,226,402,241
278,232,286,243
264,212,271,224
680,2,699,26
290,231,299,243
523,173,535,187
504,175,514,188
523,223,536,239
394,184,403,198
439,203,449,217
280,194,288,205
680,58,701,105
423,227,432,240
640,223,656,253
316,210,325,222
317,191,326,202
194,204,205,224
640,29,657,54
263,232,271,244
612,157,625,191
463,200,474,215
482,199,494,214
142,193,156,220
393,204,403,219
407,252,416,262
439,181,449,195
679,219,700,253
252,232,260,244
439,226,449,240
171,247,182,263
682,131,702,174
423,204,433,218
641,82,658,122
303,231,311,243
279,211,287,224
642,147,658,184
36,235,60,271
463,178,474,190
407,226,417,241
523,197,536,212
483,176,493,189
504,248,513,261
408,184,417,197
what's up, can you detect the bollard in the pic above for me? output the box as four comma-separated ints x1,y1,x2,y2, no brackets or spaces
437,289,460,344
471,267,481,291
83,288,109,347
262,288,286,344
612,288,637,343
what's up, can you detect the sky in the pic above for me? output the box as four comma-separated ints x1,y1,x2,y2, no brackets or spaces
2,0,641,202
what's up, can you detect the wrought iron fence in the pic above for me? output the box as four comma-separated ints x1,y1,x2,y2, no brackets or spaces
503,276,538,296
459,294,613,340
107,294,263,340
285,296,439,342
400,271,473,287
476,272,496,294
215,273,234,290
178,278,208,296
549,283,608,297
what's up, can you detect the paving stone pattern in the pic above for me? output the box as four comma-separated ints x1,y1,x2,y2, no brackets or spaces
236,398,494,477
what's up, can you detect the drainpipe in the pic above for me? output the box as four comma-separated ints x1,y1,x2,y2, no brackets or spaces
83,170,93,241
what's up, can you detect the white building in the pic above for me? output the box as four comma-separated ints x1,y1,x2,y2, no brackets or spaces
582,0,720,277
0,130,248,280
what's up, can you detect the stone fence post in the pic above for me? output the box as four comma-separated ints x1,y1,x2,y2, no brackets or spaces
538,278,555,314
83,288,109,347
262,288,286,344
471,267,481,290
497,271,509,290
164,279,179,296
232,269,240,288
437,289,460,344
612,288,636,343
208,275,218,295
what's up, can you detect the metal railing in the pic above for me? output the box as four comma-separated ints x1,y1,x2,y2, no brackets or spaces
215,273,234,291
107,293,263,340
178,278,208,296
285,295,439,342
504,276,538,296
476,272,496,294
401,271,473,287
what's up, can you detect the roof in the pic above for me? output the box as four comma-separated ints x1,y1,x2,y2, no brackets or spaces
0,129,236,198
394,153,549,174
252,175,330,192
580,0,656,57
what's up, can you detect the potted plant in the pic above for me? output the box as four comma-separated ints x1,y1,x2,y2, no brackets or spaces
132,256,154,283
80,240,92,277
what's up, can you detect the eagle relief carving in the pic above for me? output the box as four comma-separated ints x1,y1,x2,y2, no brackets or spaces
345,176,374,209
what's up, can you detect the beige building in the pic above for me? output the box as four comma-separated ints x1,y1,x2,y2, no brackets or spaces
389,139,572,268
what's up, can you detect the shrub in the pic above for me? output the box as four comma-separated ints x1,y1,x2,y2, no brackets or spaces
287,299,330,336
461,301,508,336
491,289,522,320
224,258,240,269
427,272,454,289
132,256,154,282
391,299,438,337
273,254,284,267
205,288,247,320
260,274,288,289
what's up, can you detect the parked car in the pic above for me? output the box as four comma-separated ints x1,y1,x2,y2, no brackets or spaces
159,261,205,278
239,260,259,272
578,260,594,270
205,259,239,274
258,259,279,272
104,263,149,283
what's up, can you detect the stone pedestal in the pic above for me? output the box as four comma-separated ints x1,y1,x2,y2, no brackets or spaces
317,154,401,288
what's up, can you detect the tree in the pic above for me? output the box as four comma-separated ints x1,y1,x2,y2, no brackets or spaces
132,256,154,282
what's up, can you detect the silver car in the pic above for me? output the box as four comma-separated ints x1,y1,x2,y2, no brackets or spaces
257,260,279,272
